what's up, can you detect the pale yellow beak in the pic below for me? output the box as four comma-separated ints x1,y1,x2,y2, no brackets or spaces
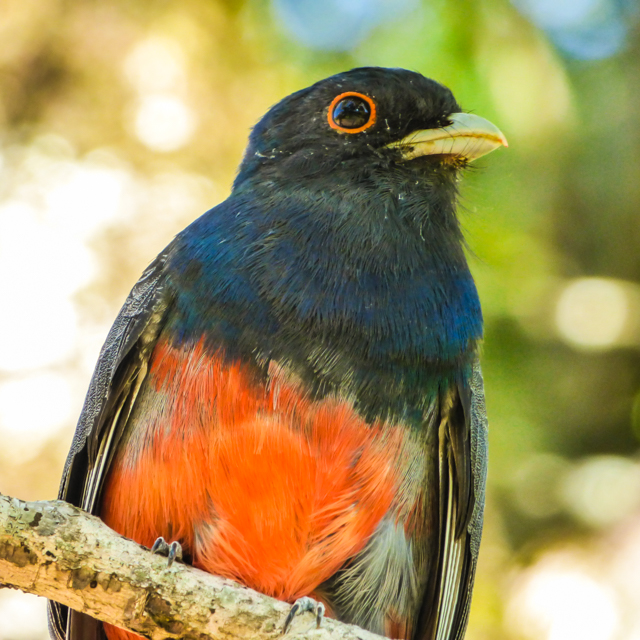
386,112,508,161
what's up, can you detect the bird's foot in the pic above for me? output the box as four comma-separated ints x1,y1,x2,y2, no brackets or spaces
283,596,325,634
151,536,183,567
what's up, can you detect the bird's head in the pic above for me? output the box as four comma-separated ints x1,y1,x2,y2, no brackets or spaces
175,68,506,364
234,67,507,188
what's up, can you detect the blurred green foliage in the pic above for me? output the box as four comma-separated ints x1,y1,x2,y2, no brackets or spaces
1,0,639,638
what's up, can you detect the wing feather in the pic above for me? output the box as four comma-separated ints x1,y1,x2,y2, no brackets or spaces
418,361,488,640
48,249,172,640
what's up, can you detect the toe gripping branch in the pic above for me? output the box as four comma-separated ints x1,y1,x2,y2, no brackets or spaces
151,536,183,567
283,596,325,634
151,536,324,633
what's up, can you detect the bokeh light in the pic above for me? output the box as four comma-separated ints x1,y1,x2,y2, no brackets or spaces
555,278,640,350
512,0,639,59
133,94,197,152
271,0,418,51
561,456,640,528
124,37,187,95
124,37,196,152
0,592,48,640
507,553,619,640
0,373,72,435
0,200,83,372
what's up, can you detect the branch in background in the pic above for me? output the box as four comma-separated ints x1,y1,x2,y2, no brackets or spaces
0,495,385,640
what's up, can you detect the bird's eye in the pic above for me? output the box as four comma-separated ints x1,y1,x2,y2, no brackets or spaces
328,92,376,134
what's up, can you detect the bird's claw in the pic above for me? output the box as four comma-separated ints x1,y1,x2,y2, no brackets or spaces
283,596,325,634
151,536,183,567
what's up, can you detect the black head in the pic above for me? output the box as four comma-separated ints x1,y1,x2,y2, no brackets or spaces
234,67,505,188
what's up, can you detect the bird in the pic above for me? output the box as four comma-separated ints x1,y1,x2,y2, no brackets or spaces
48,66,506,640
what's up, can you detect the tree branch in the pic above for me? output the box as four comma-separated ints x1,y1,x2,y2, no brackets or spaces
0,494,385,640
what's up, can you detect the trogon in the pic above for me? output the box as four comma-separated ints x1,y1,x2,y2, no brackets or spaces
48,67,506,640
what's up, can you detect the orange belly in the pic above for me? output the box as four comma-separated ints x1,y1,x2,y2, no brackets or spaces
100,338,403,640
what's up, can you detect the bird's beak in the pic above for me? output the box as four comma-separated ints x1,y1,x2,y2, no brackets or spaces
386,112,508,162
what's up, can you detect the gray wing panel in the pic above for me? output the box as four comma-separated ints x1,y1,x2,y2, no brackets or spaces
49,247,172,640
451,360,488,640
58,248,170,505
416,359,488,640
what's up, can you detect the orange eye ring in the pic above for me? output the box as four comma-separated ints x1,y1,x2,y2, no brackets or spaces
327,92,377,134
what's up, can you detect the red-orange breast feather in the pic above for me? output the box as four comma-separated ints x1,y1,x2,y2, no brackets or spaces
101,338,405,640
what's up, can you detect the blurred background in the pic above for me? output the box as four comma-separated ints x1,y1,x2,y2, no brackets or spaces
1,0,639,638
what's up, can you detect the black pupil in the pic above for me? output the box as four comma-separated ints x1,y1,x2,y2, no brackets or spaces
333,97,371,129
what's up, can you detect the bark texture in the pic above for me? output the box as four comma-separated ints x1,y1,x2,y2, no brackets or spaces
0,494,386,640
